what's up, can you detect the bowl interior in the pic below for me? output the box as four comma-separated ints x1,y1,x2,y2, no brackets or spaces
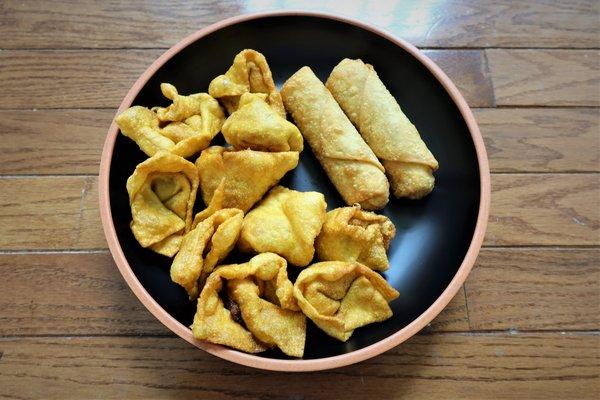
109,15,480,360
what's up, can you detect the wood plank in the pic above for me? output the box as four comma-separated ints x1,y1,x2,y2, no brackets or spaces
486,174,599,246
0,49,492,109
0,0,597,49
0,49,162,109
2,173,598,250
475,108,600,173
0,252,466,335
423,50,495,107
2,108,598,175
467,248,600,330
0,252,168,335
0,334,597,399
0,109,112,174
0,177,86,250
487,49,600,106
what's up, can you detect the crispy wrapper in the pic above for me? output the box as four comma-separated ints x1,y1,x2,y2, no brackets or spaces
326,59,439,199
315,206,396,271
126,151,199,257
208,49,285,117
115,83,224,158
293,261,399,341
222,93,303,152
281,66,389,210
170,208,243,299
192,253,306,357
195,146,299,213
239,186,327,267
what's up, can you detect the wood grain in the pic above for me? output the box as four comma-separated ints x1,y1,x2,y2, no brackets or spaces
2,173,597,250
2,108,598,175
475,108,600,173
0,252,466,335
488,49,600,106
0,0,597,49
0,334,597,399
0,109,112,174
466,248,600,330
0,177,90,250
0,252,169,336
0,49,492,109
486,174,599,246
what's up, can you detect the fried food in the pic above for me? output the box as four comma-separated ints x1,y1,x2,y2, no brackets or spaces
239,186,327,267
315,206,395,271
281,66,389,210
170,208,243,299
195,146,299,213
222,93,303,152
126,151,199,257
293,261,399,341
208,49,285,117
192,253,306,357
115,83,224,158
326,59,438,199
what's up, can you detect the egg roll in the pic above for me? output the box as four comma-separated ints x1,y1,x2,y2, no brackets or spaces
326,59,439,199
281,67,389,210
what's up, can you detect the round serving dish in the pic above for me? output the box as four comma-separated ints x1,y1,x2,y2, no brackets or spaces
99,10,490,372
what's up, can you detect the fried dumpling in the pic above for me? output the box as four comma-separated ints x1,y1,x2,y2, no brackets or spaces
115,83,224,158
195,146,299,213
238,186,327,267
293,261,399,341
208,49,285,117
315,206,396,271
222,93,303,152
170,208,243,299
126,151,199,257
192,253,306,357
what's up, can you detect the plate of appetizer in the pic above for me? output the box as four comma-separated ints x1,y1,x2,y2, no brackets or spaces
99,11,490,371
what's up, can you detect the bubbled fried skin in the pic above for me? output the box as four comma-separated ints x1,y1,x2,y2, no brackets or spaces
170,208,243,299
115,83,224,158
222,93,303,152
126,151,199,257
238,186,327,267
195,146,299,213
293,261,399,341
326,59,438,199
192,253,306,357
208,49,286,117
315,206,396,271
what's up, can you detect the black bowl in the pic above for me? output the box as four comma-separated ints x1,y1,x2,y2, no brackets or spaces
100,11,490,371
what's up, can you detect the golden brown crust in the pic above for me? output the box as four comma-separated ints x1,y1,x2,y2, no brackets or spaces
208,49,285,117
293,261,399,341
326,58,438,199
281,66,389,210
315,206,395,271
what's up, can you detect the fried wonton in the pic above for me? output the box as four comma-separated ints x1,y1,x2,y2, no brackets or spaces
222,93,303,152
170,208,243,299
239,186,327,267
195,146,299,213
315,206,396,271
192,253,306,357
126,151,199,257
208,49,285,117
115,83,225,158
293,261,399,341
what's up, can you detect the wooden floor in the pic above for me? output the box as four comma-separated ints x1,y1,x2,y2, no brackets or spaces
0,1,598,398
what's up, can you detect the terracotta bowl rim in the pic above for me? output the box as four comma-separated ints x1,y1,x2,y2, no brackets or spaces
98,10,491,372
